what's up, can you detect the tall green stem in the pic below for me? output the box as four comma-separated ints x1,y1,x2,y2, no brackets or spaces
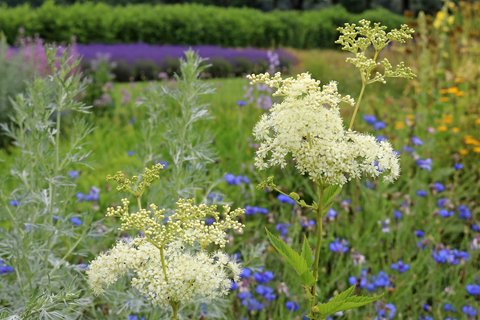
310,184,324,315
170,302,179,320
348,81,366,130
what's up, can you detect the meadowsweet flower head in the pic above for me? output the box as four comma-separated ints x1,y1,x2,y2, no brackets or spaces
87,239,240,307
248,72,400,186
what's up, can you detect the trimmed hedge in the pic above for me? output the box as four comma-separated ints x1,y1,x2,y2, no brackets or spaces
0,2,404,48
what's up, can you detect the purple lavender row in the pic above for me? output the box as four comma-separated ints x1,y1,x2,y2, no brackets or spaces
76,43,296,65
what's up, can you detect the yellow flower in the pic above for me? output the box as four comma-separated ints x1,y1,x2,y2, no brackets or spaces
451,127,460,133
454,91,464,97
475,118,480,125
459,148,469,156
395,121,405,130
474,147,480,153
464,135,480,146
447,16,455,25
443,115,453,124
438,125,448,132
440,97,449,102
447,87,460,94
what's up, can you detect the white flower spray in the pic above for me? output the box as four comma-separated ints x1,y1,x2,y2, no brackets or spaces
87,164,244,319
248,20,415,320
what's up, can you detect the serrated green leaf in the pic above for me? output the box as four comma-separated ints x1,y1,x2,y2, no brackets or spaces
301,235,314,267
265,228,315,286
313,293,383,317
328,285,356,302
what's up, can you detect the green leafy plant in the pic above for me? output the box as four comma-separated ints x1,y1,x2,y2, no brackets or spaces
249,20,415,319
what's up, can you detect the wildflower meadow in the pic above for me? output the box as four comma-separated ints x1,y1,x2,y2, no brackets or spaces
0,1,479,319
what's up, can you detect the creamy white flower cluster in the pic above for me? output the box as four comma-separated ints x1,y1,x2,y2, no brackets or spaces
87,239,241,307
107,198,244,248
248,72,400,186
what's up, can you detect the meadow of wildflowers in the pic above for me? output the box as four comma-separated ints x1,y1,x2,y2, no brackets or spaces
0,1,479,319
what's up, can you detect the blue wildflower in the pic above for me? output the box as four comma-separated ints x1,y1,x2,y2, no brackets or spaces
245,206,268,215
240,268,252,279
236,100,247,107
390,260,410,273
363,114,377,125
0,260,14,275
454,163,463,170
128,315,145,320
433,182,445,192
411,136,423,146
462,305,477,317
372,272,391,288
374,121,386,130
70,216,82,226
376,135,387,142
472,224,480,232
254,270,274,284
285,301,300,312
458,205,471,220
416,190,428,197
466,284,480,296
403,145,415,153
275,223,290,236
158,160,169,169
9,199,19,207
393,210,403,220
444,303,457,313
437,198,449,208
224,173,237,185
375,302,396,320
438,209,454,218
415,230,425,238
277,194,295,205
127,151,134,156
329,238,349,253
207,192,223,203
326,208,337,219
230,280,238,290
68,170,80,178
422,304,432,312
416,158,432,171
205,217,215,226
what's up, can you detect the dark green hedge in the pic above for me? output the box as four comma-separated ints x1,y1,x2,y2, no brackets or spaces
0,2,405,48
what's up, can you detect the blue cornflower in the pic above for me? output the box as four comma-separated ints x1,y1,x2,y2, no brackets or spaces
416,158,432,171
127,151,134,156
472,224,480,232
255,284,274,296
9,199,19,207
329,238,349,253
0,260,14,275
403,145,415,153
275,223,290,236
462,305,477,317
438,209,454,218
236,100,247,107
416,190,428,197
277,194,295,205
224,173,237,185
68,170,80,178
458,205,471,219
243,297,263,311
363,114,377,125
437,198,449,208
128,315,145,320
326,208,337,219
422,304,432,312
454,163,463,170
158,160,169,169
240,268,252,279
70,216,82,226
393,210,403,220
432,248,469,265
254,270,274,284
433,182,445,192
415,230,425,238
390,260,410,273
419,316,433,320
372,272,391,288
230,280,238,290
444,303,457,313
285,301,300,312
237,291,252,300
411,136,423,146
375,303,396,320
376,135,387,142
466,284,480,296
374,121,386,130
245,206,268,215
207,192,223,203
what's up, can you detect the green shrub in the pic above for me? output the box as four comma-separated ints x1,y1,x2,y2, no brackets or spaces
0,3,404,49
